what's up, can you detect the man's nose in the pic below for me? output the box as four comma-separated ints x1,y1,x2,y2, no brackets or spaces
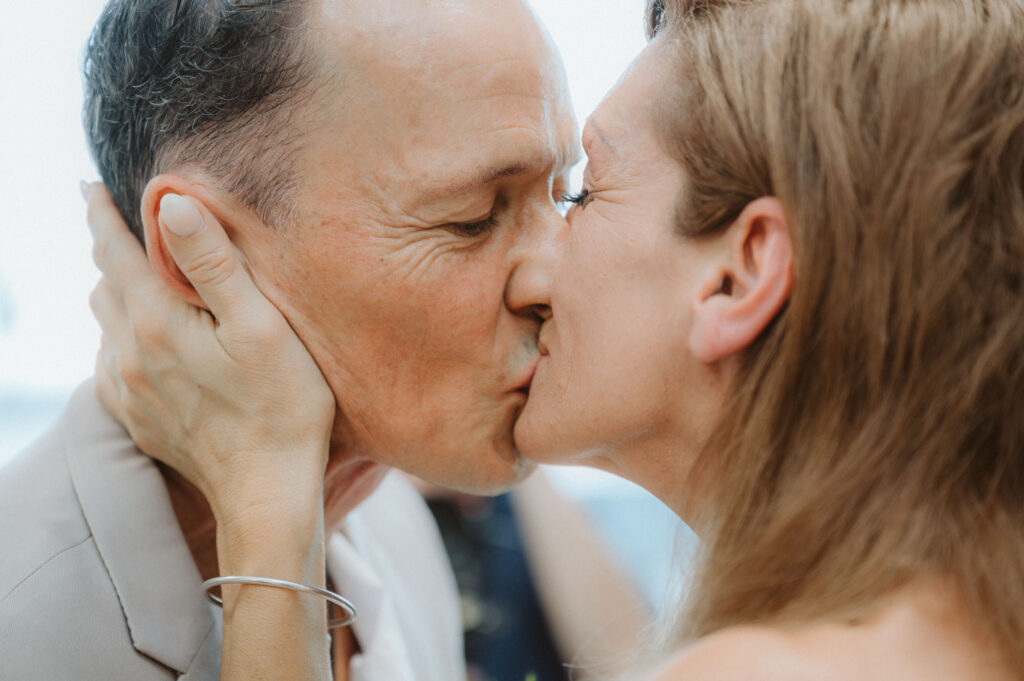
504,206,565,321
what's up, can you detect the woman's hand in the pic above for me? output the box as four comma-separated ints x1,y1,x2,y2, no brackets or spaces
84,183,336,525
85,183,337,681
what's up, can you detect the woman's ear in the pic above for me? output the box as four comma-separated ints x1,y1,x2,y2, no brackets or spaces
140,174,224,311
688,197,793,363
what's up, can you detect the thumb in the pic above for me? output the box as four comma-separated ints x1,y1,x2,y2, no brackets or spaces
158,193,269,326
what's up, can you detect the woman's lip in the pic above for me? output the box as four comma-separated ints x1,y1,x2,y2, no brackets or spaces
537,322,552,357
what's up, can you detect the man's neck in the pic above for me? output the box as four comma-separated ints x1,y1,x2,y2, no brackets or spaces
158,463,220,581
158,455,389,582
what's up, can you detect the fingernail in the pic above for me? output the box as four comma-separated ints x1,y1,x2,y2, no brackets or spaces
79,180,91,201
160,194,204,237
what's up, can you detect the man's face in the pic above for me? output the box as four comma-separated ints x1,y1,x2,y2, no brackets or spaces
238,0,578,494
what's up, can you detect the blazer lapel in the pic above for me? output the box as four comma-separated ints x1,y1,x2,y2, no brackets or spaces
63,381,215,675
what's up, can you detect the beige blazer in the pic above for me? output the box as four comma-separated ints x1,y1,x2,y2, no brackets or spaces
0,382,466,681
0,381,221,679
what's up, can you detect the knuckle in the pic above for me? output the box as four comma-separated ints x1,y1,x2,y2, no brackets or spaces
90,279,115,309
99,339,116,373
95,376,121,421
88,284,103,314
85,196,103,233
91,238,110,270
133,279,166,308
122,398,146,429
131,313,164,349
119,359,145,392
183,245,235,288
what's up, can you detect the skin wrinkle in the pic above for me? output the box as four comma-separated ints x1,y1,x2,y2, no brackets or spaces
387,238,464,287
428,163,533,201
126,0,578,515
392,188,498,230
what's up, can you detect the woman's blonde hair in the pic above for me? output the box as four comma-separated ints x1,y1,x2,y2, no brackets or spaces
649,0,1024,667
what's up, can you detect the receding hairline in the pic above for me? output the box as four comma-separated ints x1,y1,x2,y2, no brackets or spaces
82,0,325,238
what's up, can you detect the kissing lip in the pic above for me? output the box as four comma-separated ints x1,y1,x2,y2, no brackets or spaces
511,361,539,395
537,323,551,357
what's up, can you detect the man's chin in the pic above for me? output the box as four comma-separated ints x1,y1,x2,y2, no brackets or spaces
471,456,537,497
424,450,536,497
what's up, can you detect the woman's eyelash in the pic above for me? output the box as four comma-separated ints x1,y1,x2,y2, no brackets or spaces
560,190,591,207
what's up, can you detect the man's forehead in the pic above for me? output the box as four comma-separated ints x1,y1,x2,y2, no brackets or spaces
312,0,568,107
421,138,581,203
318,0,543,60
302,0,577,210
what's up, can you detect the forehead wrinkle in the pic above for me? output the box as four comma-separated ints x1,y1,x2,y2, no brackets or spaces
423,134,566,203
430,163,532,199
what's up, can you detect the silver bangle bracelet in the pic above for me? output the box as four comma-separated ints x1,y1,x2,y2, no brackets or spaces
202,575,357,629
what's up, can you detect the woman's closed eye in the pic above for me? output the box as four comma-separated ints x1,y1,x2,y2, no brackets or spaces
561,189,592,210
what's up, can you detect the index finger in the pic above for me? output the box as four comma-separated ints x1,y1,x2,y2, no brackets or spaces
85,183,157,293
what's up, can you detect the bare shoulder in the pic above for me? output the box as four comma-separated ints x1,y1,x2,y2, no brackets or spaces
651,626,833,681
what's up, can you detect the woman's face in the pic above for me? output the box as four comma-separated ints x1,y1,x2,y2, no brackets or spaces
516,40,724,498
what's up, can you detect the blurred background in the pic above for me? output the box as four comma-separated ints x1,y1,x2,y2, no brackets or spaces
0,2,694,678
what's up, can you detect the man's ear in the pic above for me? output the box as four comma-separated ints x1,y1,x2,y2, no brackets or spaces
140,174,227,311
688,197,793,364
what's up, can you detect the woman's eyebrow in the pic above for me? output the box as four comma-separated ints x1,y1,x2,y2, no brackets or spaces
582,120,615,155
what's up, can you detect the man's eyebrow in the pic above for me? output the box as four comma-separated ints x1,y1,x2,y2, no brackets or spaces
427,162,533,200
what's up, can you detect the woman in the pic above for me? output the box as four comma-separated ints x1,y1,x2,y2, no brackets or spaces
87,0,1024,678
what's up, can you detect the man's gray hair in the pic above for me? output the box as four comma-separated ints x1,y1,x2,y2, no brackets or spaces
83,0,317,242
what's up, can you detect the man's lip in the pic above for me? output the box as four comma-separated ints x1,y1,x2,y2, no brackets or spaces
511,361,539,394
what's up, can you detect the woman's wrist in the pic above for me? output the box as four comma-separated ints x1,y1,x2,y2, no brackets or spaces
213,500,332,681
215,496,326,586
210,466,326,570
201,447,327,528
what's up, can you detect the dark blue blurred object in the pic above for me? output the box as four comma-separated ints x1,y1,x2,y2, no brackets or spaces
427,494,568,681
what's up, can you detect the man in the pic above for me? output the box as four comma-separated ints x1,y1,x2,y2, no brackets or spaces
0,0,578,678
